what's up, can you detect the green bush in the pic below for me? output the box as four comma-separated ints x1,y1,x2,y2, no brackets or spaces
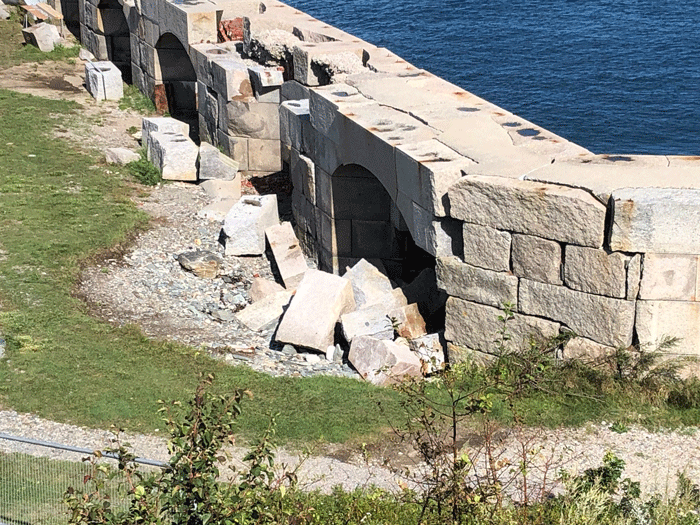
126,148,161,186
119,84,156,114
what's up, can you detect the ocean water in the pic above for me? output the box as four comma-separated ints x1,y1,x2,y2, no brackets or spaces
285,0,700,156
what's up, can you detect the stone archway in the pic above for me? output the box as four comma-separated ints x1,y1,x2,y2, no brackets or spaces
327,164,434,283
96,0,131,83
154,32,198,141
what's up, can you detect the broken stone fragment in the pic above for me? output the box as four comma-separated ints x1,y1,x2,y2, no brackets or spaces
409,333,446,374
275,269,355,352
343,258,394,309
177,251,222,279
265,222,308,289
235,290,293,332
222,195,279,256
249,277,285,303
348,335,422,386
196,199,238,222
341,303,426,343
85,61,123,101
198,142,240,181
22,22,60,53
105,147,140,166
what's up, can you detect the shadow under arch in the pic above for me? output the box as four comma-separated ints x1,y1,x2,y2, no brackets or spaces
328,163,434,284
96,0,132,83
154,32,199,142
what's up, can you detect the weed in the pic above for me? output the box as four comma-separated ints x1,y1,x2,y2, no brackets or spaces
126,148,161,186
119,84,156,114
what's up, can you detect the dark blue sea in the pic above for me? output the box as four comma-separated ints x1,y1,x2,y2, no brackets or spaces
286,0,699,156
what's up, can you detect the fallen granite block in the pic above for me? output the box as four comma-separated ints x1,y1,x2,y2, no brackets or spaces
341,302,426,343
249,277,285,303
142,117,190,161
0,5,10,20
409,333,446,374
235,291,293,332
275,269,356,352
265,222,308,289
223,195,279,256
196,199,237,222
177,251,222,279
349,335,422,386
85,61,123,101
148,132,198,181
22,22,60,52
393,303,427,340
105,147,139,166
200,179,241,200
198,142,239,181
343,258,394,309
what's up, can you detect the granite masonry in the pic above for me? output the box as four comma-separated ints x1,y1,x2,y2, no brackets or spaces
52,0,700,366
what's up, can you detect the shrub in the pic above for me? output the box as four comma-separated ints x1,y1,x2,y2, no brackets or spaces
126,148,161,186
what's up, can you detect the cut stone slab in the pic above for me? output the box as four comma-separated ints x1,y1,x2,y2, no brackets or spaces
349,335,422,386
177,250,222,279
445,297,560,354
22,22,60,52
275,269,356,352
85,61,123,101
235,290,293,332
563,337,616,361
265,222,308,289
448,175,607,248
519,278,635,348
200,179,241,200
462,223,511,272
636,300,700,357
341,302,426,343
196,199,237,222
249,277,285,303
343,258,394,309
564,245,629,298
142,117,190,157
639,253,699,301
394,303,427,340
610,188,700,254
223,195,279,256
409,333,445,374
105,147,139,166
511,234,562,285
198,141,239,181
148,132,199,181
436,256,518,309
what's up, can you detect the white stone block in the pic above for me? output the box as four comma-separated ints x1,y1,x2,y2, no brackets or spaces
223,195,279,256
105,147,139,165
235,291,293,332
85,61,124,101
343,258,395,309
639,253,699,301
564,245,631,298
265,222,308,289
148,132,198,181
275,269,356,352
198,142,239,181
142,117,190,160
636,300,700,357
22,22,61,52
349,335,422,386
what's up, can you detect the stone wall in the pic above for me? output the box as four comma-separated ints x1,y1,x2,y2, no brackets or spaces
75,0,700,364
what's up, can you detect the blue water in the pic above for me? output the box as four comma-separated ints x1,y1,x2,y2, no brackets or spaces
285,0,700,155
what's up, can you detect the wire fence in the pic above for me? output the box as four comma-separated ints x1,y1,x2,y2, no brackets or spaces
0,433,166,525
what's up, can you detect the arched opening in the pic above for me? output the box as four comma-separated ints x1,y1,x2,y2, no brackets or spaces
59,0,80,38
329,164,434,283
96,0,132,83
154,33,199,142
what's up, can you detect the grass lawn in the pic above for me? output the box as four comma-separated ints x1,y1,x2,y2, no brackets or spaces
0,17,698,451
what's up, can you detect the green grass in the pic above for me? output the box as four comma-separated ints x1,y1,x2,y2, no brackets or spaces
119,84,155,114
0,19,80,69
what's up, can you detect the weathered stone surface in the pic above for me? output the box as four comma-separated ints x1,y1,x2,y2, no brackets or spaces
409,333,445,373
143,117,190,160
444,297,560,354
343,258,394,309
105,147,139,166
198,142,239,181
279,99,312,156
564,245,628,298
610,188,700,254
436,256,518,309
290,149,315,204
199,179,241,200
0,5,10,20
401,267,447,319
249,277,285,303
639,253,699,301
85,61,123,101
275,269,356,352
149,132,198,181
22,22,60,52
627,254,642,300
563,337,615,361
177,251,222,279
446,344,496,366
462,223,511,272
221,99,279,140
236,290,293,331
210,57,251,101
511,234,562,285
341,303,395,342
349,335,422,386
223,195,279,256
636,300,700,356
448,175,607,247
519,279,635,347
394,303,427,340
265,222,308,289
